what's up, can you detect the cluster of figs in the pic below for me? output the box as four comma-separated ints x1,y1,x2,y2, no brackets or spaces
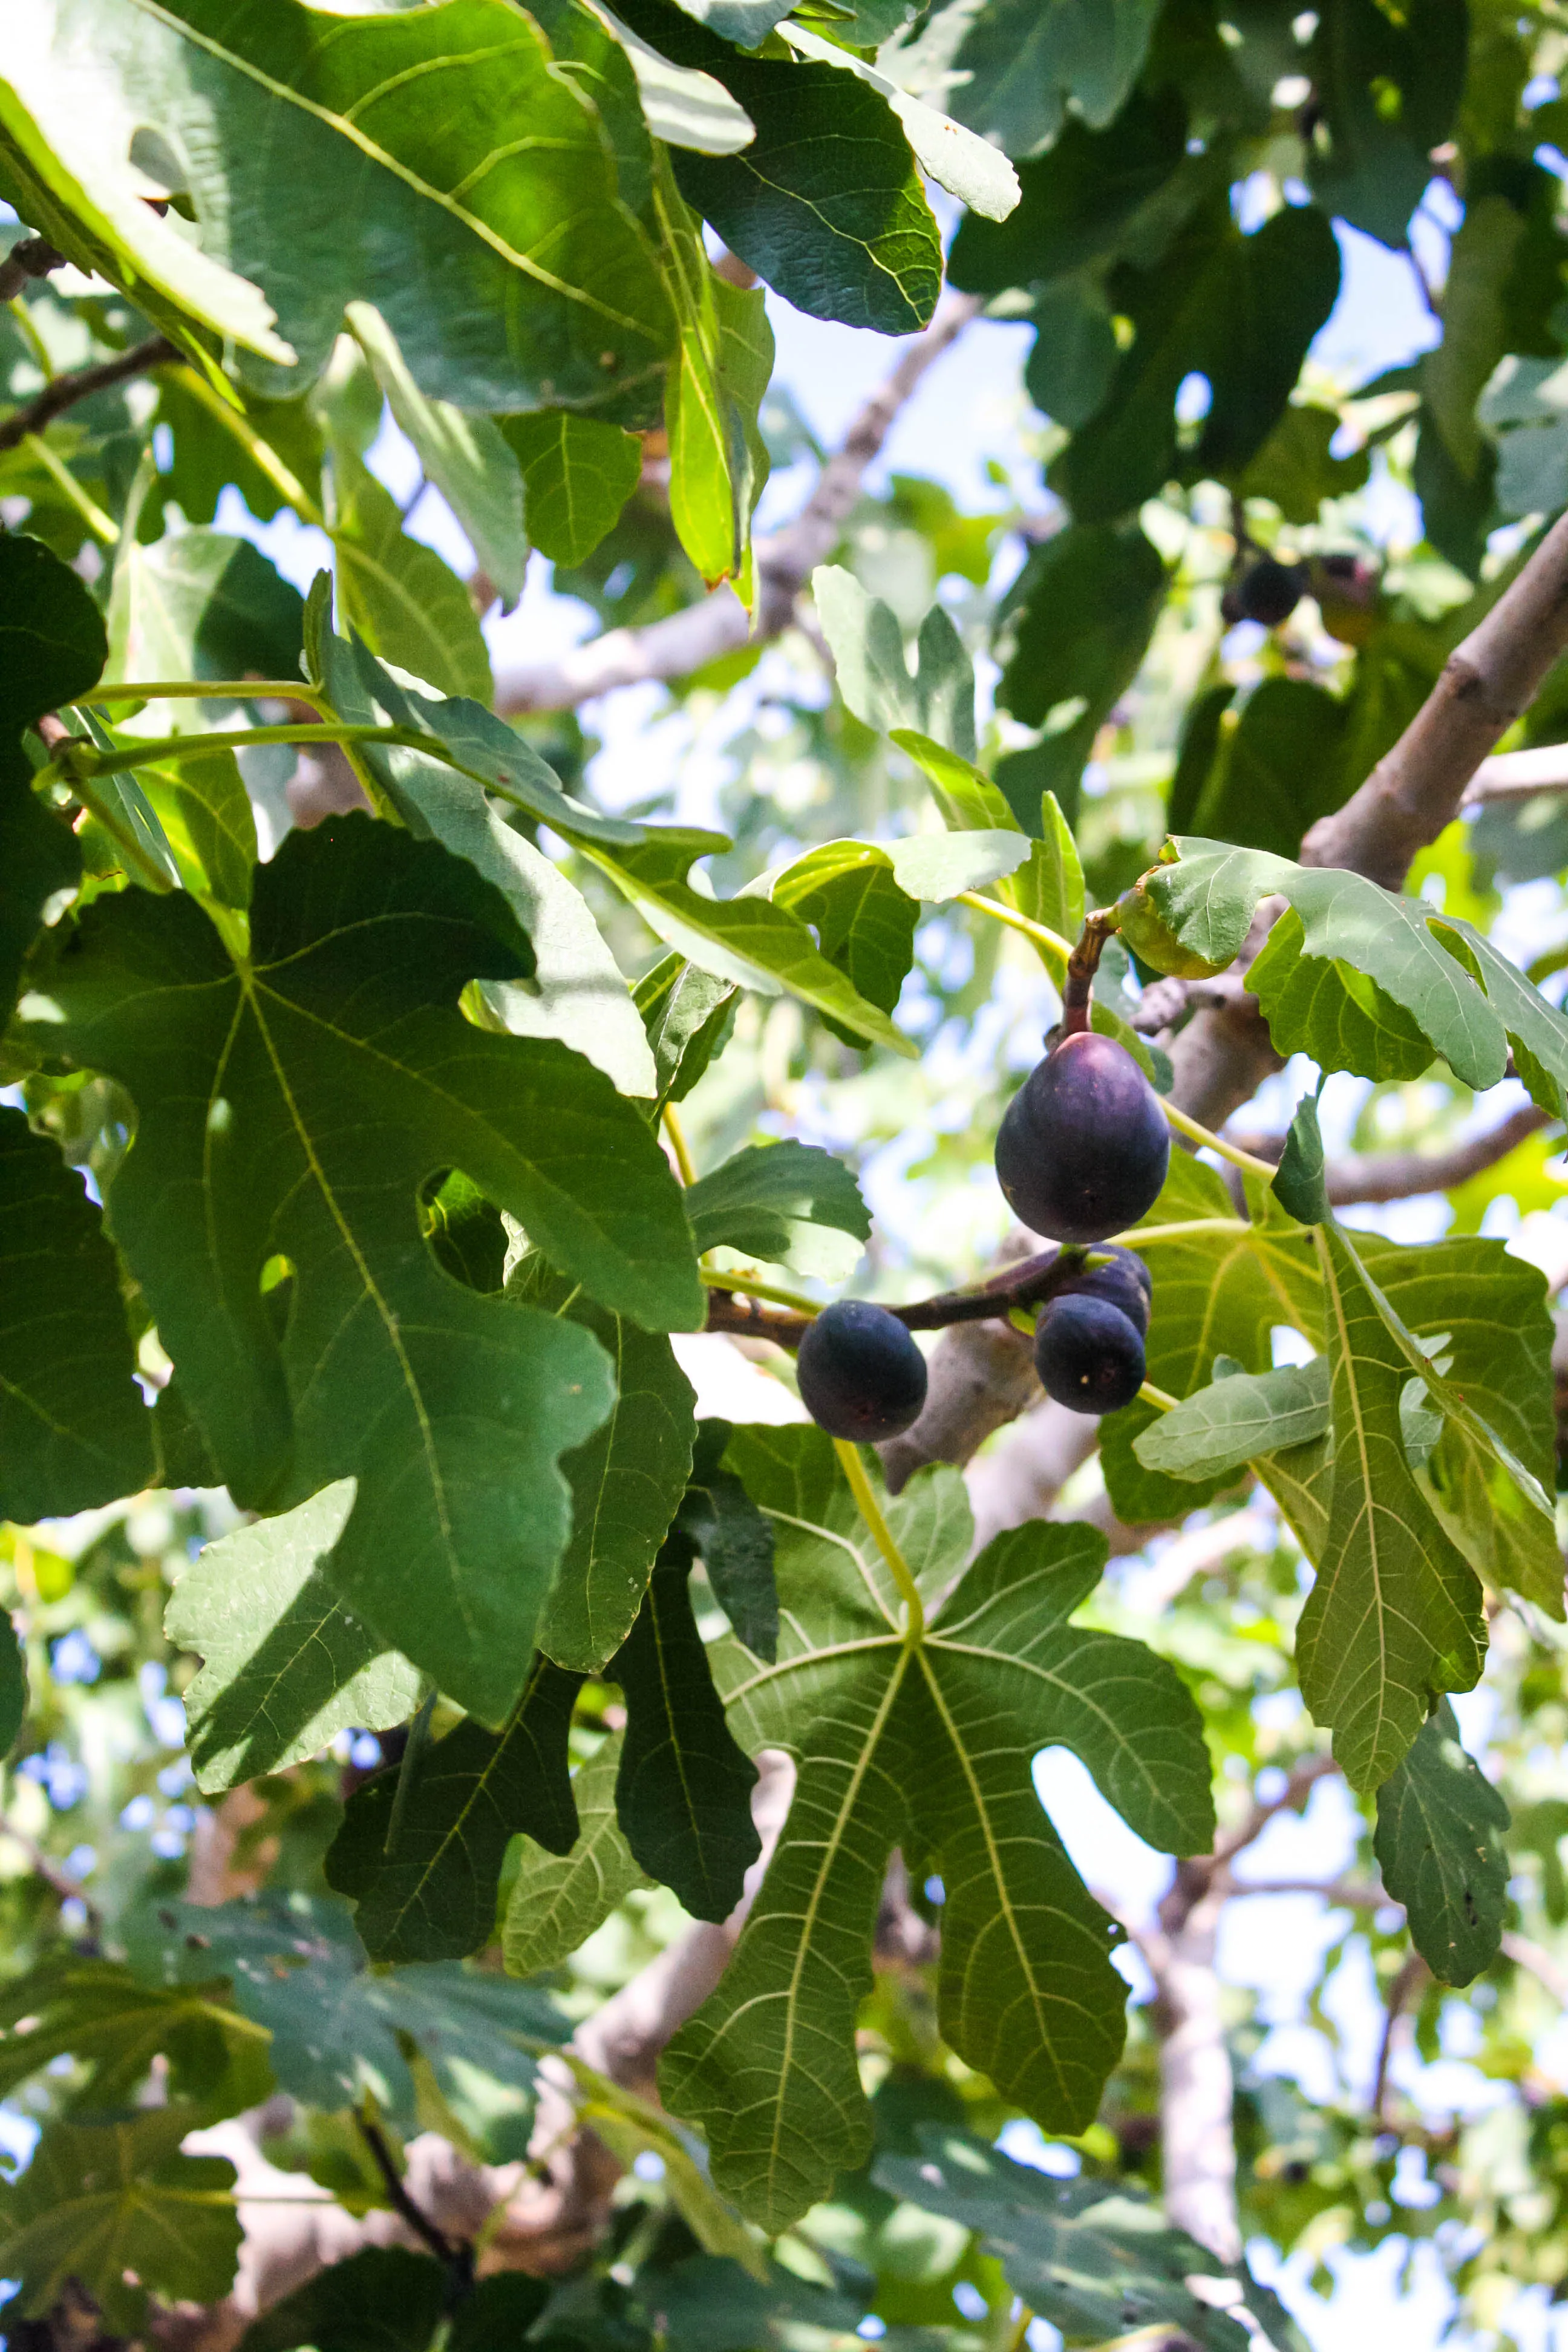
797,1023,1171,1444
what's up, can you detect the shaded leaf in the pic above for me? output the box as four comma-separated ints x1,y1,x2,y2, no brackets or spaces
237,2246,448,2352
779,25,1019,222
1273,1088,1331,1227
621,1,941,335
0,1614,24,1761
501,410,643,569
877,2127,1251,2352
503,1730,650,1977
24,816,702,1723
134,746,257,912
537,1290,698,1674
166,1480,423,1796
1051,205,1341,523
1236,402,1371,524
0,1108,153,1523
0,528,106,784
641,2253,867,2352
0,1953,269,2117
1298,1224,1484,1789
126,1892,564,2132
1306,0,1468,249
681,1418,778,1662
105,529,304,694
1375,1699,1510,1985
768,840,918,1025
612,1540,761,1920
948,0,1163,160
0,2108,241,2337
326,1653,583,1962
996,522,1166,823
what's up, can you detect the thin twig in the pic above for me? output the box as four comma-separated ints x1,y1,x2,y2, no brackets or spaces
0,235,65,304
0,334,175,455
1303,506,1568,884
1372,1952,1428,2124
355,2109,467,2277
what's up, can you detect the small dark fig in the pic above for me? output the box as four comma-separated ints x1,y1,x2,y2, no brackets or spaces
1221,555,1308,630
1034,1293,1146,1416
797,1299,929,1442
994,1030,1170,1244
1057,1243,1152,1338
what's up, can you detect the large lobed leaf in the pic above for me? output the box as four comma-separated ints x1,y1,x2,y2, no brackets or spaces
126,1891,564,2138
877,2126,1256,2352
0,2108,241,2337
28,0,673,411
661,1429,1214,2230
24,815,700,1723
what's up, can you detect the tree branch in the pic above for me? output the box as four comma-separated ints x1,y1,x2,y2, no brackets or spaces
0,235,65,304
0,335,177,456
1228,1103,1550,1205
1465,743,1568,802
492,293,982,714
1302,506,1568,884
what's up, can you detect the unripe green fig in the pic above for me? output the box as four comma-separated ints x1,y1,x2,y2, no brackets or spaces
1034,1293,1146,1415
1117,881,1230,981
995,1031,1169,1244
797,1299,928,1442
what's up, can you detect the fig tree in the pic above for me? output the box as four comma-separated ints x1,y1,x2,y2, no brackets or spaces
796,1299,928,1442
1034,1293,1146,1415
994,1031,1169,1243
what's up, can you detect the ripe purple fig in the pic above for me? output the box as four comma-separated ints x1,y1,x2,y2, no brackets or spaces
797,1299,928,1442
995,1031,1169,1244
1056,1243,1152,1338
1221,555,1308,630
1034,1293,1146,1415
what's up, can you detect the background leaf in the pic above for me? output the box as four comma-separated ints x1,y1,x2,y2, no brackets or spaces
684,1140,871,1274
0,2108,241,2336
500,410,643,569
611,1541,761,1921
